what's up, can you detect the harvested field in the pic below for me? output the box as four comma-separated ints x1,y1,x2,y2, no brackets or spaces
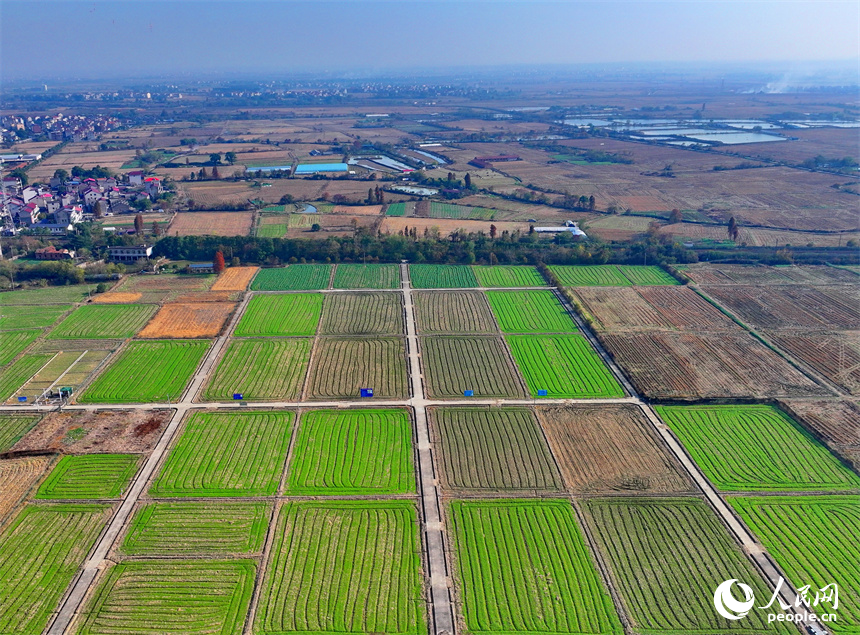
430,407,562,491
730,496,859,633
538,405,691,493
288,409,414,495
48,304,157,340
679,263,859,286
11,409,171,455
583,497,793,635
779,400,860,467
0,457,52,524
203,338,311,401
449,499,621,635
472,265,545,287
171,290,237,303
409,264,478,288
0,503,112,635
169,211,253,237
77,560,256,635
251,265,332,290
122,501,270,556
151,410,293,497
656,405,859,492
422,336,526,399
90,292,141,304
36,454,141,499
114,273,215,303
486,290,577,333
0,329,40,366
507,334,625,398
320,292,403,335
307,337,408,399
255,501,425,635
0,304,70,330
332,263,400,289
211,266,259,291
600,332,825,399
138,302,235,338
637,286,740,330
414,291,497,334
0,414,40,452
235,293,321,337
0,353,53,402
331,204,383,215
382,216,530,238
0,284,95,305
79,340,210,403
766,331,860,394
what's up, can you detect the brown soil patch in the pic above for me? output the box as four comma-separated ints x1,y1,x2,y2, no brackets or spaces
11,409,172,455
0,456,53,525
171,291,237,303
138,302,235,338
382,217,529,237
331,205,383,216
169,212,253,237
766,332,860,395
211,267,259,291
92,292,142,304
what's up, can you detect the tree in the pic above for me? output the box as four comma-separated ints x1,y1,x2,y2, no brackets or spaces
53,169,69,182
211,165,220,180
311,223,321,232
588,195,595,211
213,250,226,273
727,216,739,241
224,151,237,165
209,153,221,165
464,173,472,189
489,224,497,239
199,167,208,179
134,213,144,234
669,208,683,224
151,221,160,236
10,169,28,186
132,198,152,212
368,188,374,204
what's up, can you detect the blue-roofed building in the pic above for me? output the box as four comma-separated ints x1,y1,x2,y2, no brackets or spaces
295,162,348,174
187,262,215,273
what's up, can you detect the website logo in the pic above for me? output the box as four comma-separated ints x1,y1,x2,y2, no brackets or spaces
714,579,755,620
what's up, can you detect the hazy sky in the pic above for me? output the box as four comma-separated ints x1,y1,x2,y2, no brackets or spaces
1,0,857,80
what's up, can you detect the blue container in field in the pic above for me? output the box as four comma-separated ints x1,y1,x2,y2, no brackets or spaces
464,390,474,397
233,393,243,400
360,388,374,398
537,389,548,397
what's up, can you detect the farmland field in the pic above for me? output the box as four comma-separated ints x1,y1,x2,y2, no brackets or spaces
78,340,209,403
47,304,157,340
0,413,40,451
0,329,41,366
730,496,859,633
0,284,96,305
507,334,624,398
780,400,860,467
414,291,497,333
0,353,54,401
288,409,414,495
422,336,526,398
549,265,631,287
36,454,141,499
0,304,70,331
655,404,859,492
257,222,289,237
409,264,478,289
0,503,112,635
538,405,691,493
615,265,679,285
235,293,322,337
251,265,332,290
113,273,215,303
679,263,859,286
320,292,403,335
205,338,311,401
386,202,406,216
211,266,259,291
430,407,561,491
307,337,408,399
449,499,621,635
169,211,254,236
0,457,52,523
583,497,793,634
76,560,256,635
151,410,293,497
138,302,235,338
766,331,860,394
122,501,270,555
255,500,425,635
472,265,545,287
332,263,400,289
486,290,577,333
9,349,111,403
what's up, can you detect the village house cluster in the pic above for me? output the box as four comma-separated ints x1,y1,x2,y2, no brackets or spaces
1,112,121,145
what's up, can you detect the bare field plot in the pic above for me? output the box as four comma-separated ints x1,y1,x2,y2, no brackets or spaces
138,302,235,338
114,273,215,303
307,337,408,399
169,211,254,236
251,265,332,290
90,292,141,304
538,405,691,494
331,204,383,215
430,407,562,492
422,336,525,399
414,291,497,334
204,338,311,401
679,263,859,286
235,293,321,337
486,290,577,333
320,292,403,335
383,216,530,238
766,331,860,394
0,457,52,524
211,266,259,291
48,304,157,340
779,400,860,468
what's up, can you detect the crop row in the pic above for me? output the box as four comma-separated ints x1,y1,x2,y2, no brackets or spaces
0,329,41,366
422,336,526,398
320,292,403,335
472,265,544,288
486,289,577,333
251,264,332,290
204,338,311,401
37,454,141,499
409,264,478,288
332,263,400,289
0,304,70,331
0,413,40,452
306,337,408,399
47,304,157,340
414,291,497,333
550,265,678,286
235,293,322,337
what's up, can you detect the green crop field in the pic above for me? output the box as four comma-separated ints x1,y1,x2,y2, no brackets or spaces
730,496,859,633
409,264,478,289
77,560,256,635
507,334,624,398
47,304,157,340
0,329,41,366
0,413,40,451
655,405,860,492
0,503,112,635
616,266,679,286
0,284,97,305
422,336,526,398
0,304,70,331
251,265,332,290
431,407,562,491
449,499,621,635
386,202,406,216
204,338,311,401
36,454,140,499
289,213,315,228
548,265,631,287
486,290,577,333
473,265,545,287
151,410,293,497
320,292,403,335
307,337,408,399
288,409,414,495
78,340,209,403
257,222,289,237
234,293,322,336
583,497,793,634
0,353,53,401
332,264,400,289
122,501,270,556
255,500,425,635
414,291,497,333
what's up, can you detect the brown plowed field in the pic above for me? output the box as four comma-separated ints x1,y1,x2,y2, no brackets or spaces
600,332,826,399
331,205,383,215
169,212,253,237
680,264,859,286
766,332,860,395
779,400,860,452
138,302,235,338
414,291,497,334
211,267,259,291
171,291,237,303
0,456,53,524
91,292,142,304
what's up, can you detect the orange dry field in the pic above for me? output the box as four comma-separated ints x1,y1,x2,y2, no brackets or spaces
381,217,529,237
92,292,143,304
211,267,259,291
0,456,53,523
171,291,237,303
168,212,253,237
138,302,235,338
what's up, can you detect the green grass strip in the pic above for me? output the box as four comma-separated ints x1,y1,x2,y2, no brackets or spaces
0,305,70,331
203,338,311,401
616,265,679,286
548,265,631,287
